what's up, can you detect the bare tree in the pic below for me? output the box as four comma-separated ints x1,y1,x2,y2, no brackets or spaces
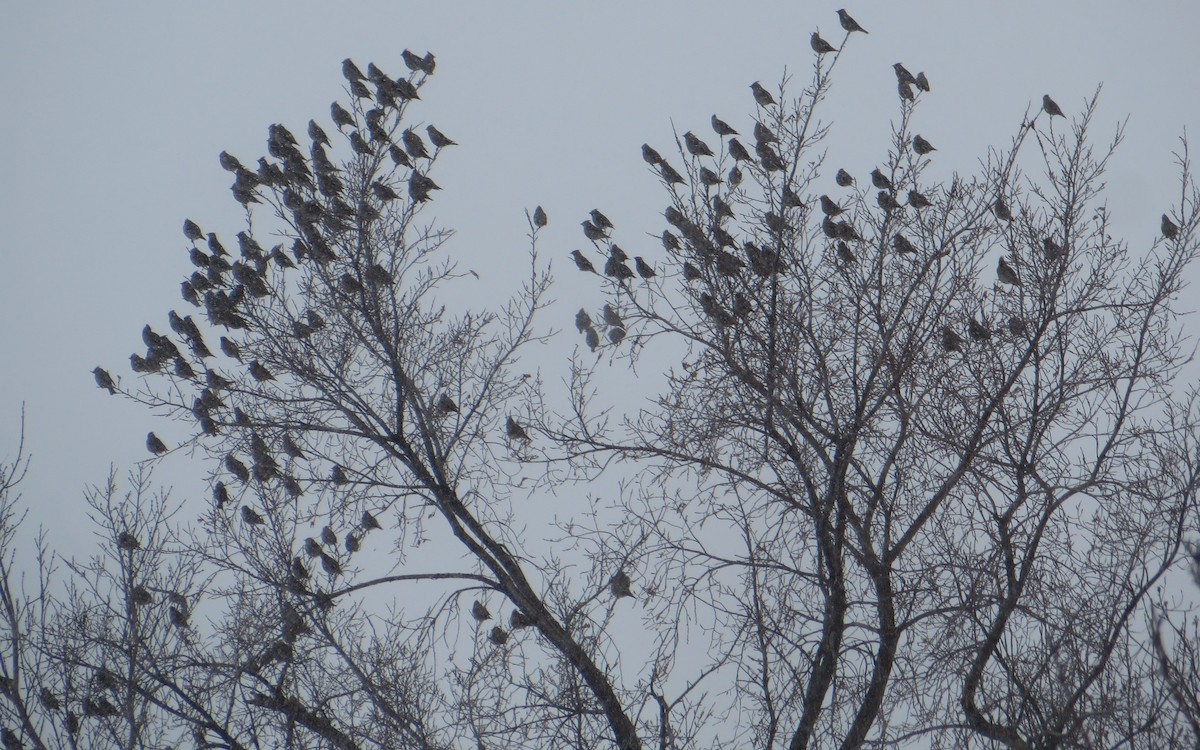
2,10,1197,750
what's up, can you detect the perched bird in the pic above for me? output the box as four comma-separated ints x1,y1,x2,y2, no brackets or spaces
371,180,401,202
169,606,190,628
750,81,776,107
635,257,656,279
291,556,310,580
408,172,440,202
320,552,341,577
532,205,548,228
756,142,786,171
610,570,633,599
147,432,168,455
39,688,61,712
683,262,702,281
362,510,382,530
912,135,936,155
878,191,904,211
213,482,230,508
426,125,457,148
220,336,242,361
304,538,322,557
898,80,915,102
438,394,459,413
510,609,535,629
993,196,1013,222
915,72,931,92
183,219,204,242
711,115,738,137
1042,94,1065,118
93,366,117,394
1007,316,1028,337
488,626,509,645
997,256,1022,286
870,168,892,190
659,162,686,184
585,327,600,351
575,309,593,333
330,102,355,131
608,327,626,345
893,62,918,86
342,58,366,82
248,361,274,382
836,240,856,264
602,303,624,328
892,234,917,254
728,138,753,162
753,120,778,144
471,600,492,622
568,249,592,273
811,32,837,54
819,195,845,216
282,434,305,460
402,128,429,159
225,454,250,483
321,525,338,547
835,168,855,187
837,8,867,33
907,189,932,209
642,143,664,166
117,531,140,551
589,209,613,230
402,49,435,74
308,119,330,147
506,416,530,441
683,131,714,157
241,505,266,526
218,151,242,172
941,326,965,352
968,317,992,341
699,167,722,186
1042,237,1064,260
331,464,348,485
1162,213,1180,240
581,220,607,241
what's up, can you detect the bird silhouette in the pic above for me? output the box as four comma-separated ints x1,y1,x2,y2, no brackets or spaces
602,304,624,328
321,525,337,546
752,121,778,144
183,219,204,242
147,433,168,455
659,162,686,184
506,417,530,441
532,206,548,228
248,361,274,382
898,80,915,101
699,167,722,186
488,626,509,645
472,600,492,622
968,318,992,341
941,326,965,352
635,257,656,278
912,135,936,155
226,454,250,483
993,196,1013,222
835,168,855,187
585,327,600,351
642,143,664,165
907,189,932,209
878,191,903,211
997,256,1022,286
117,531,140,551
820,195,845,216
1042,94,1065,118
438,394,459,413
342,58,366,82
581,221,607,242
683,131,714,157
836,240,857,264
362,510,382,530
915,72,931,92
575,309,593,333
304,538,322,557
427,125,456,148
93,367,117,394
610,570,634,598
241,505,266,525
213,482,230,508
1042,237,1065,260
750,81,776,107
893,63,917,86
892,234,917,254
811,32,837,54
711,115,738,136
1162,214,1180,239
401,128,429,159
589,209,613,230
728,138,753,162
837,9,867,33
870,168,892,190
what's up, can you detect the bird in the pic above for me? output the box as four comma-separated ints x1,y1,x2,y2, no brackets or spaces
893,63,917,86
907,189,932,209
993,196,1013,222
1042,94,1065,118
438,393,459,413
39,688,61,712
304,537,322,557
1162,214,1180,239
220,337,242,361
683,131,714,157
408,172,440,202
183,219,204,242
608,327,626,345
752,121,778,144
941,326,965,352
878,191,904,211
426,125,457,148
225,454,250,483
892,234,917,254
590,209,613,230
506,416,530,441
361,510,382,530
835,168,855,187
218,151,242,172
610,570,634,599
820,195,845,216
605,254,634,281
320,525,338,547
997,256,1022,286
575,309,593,333
585,327,600,351
402,49,435,74
213,482,230,508
811,32,837,54
532,206,548,228
870,168,892,190
510,610,535,629
471,600,492,622
711,115,738,137
488,626,509,645
581,220,607,241
603,304,624,328
282,434,305,460
750,81,776,107
1007,316,1028,337
330,102,355,130
728,139,753,162
241,505,265,525
915,72,931,92
371,180,400,202
699,167,722,186
117,531,140,551
635,257,656,279
1043,237,1065,260
307,119,330,148
320,552,342,577
248,361,274,382
642,143,664,165
659,162,686,184
837,9,867,33
331,465,348,485
898,80,915,102
93,367,117,394
836,240,856,264
757,143,785,171
147,433,168,455
912,135,936,155
342,58,366,82
968,317,992,341
401,128,429,159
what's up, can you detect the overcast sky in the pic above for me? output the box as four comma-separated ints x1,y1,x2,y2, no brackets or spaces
1,1,1199,559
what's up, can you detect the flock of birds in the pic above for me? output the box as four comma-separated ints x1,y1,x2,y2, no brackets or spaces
562,8,1188,355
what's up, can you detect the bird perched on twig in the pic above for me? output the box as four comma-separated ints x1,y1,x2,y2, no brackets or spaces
426,125,456,148
837,9,867,33
93,367,117,394
912,135,936,155
993,196,1013,222
835,168,855,187
241,505,265,526
997,256,1022,286
683,131,714,157
811,32,837,54
147,433,168,455
941,326,965,352
471,600,492,622
893,63,917,87
711,115,737,137
1162,214,1180,239
532,206,548,228
610,570,634,599
1042,95,1064,118
506,417,530,441
820,195,845,216
907,189,932,209
750,81,776,107
870,168,892,190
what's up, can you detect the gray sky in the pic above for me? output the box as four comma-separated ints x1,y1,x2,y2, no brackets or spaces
1,1,1199,556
